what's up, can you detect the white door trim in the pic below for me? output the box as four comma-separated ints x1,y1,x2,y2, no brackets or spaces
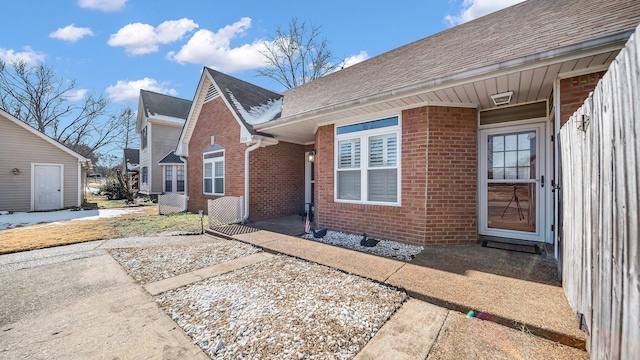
478,122,549,243
31,163,64,211
304,152,313,212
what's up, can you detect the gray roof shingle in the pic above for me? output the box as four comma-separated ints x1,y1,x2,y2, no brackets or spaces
158,151,184,164
207,68,282,134
280,0,640,118
140,90,192,119
123,148,139,165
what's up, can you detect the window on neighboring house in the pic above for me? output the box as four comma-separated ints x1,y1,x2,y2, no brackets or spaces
141,166,148,184
163,165,186,193
335,116,400,205
203,150,224,195
141,127,148,149
177,166,185,192
164,166,172,192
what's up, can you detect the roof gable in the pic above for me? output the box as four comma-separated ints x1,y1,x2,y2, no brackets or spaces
280,0,640,119
207,68,283,129
0,109,89,163
176,68,280,156
137,90,191,132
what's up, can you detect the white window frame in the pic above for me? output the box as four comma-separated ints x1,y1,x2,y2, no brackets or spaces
334,116,401,206
163,165,185,193
203,150,224,195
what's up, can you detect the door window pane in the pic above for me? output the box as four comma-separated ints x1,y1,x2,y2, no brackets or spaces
486,183,536,232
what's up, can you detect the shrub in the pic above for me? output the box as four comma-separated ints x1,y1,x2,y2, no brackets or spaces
100,177,126,200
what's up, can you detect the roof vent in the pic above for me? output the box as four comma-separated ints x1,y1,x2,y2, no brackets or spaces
204,84,220,103
491,91,514,106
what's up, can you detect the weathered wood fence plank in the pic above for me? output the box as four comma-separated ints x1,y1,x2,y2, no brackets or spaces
560,24,640,359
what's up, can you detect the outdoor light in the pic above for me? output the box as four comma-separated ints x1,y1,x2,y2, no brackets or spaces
490,91,514,106
308,149,316,163
12,168,19,175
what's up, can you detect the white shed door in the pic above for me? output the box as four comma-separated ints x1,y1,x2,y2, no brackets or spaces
34,165,62,211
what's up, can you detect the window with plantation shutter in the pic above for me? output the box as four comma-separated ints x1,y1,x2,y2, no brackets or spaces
335,116,400,205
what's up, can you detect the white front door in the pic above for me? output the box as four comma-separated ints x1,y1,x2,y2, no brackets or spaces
479,123,547,242
34,165,63,211
304,152,315,211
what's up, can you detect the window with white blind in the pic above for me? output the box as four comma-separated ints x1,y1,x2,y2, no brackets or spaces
203,150,224,195
335,116,400,205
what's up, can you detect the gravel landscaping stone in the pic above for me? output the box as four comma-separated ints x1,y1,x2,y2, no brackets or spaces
155,255,406,359
109,239,260,284
302,230,424,261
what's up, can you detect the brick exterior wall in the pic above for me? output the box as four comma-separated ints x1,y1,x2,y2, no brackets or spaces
314,106,477,246
187,96,304,222
560,71,606,126
249,142,305,221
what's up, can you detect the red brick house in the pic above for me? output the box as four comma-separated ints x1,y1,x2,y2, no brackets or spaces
175,68,306,222
178,0,640,255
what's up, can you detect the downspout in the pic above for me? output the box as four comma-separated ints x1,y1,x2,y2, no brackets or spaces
242,139,262,222
180,155,188,211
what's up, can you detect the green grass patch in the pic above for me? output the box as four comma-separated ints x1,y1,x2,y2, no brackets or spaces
83,195,155,209
108,211,203,237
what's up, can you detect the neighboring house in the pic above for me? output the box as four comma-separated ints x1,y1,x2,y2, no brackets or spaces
136,90,191,197
175,68,305,222
179,0,640,251
122,148,140,190
0,109,91,212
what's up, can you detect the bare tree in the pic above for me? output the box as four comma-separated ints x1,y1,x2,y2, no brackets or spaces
257,17,338,89
0,60,132,158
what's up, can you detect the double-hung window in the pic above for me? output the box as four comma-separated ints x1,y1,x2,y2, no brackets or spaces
203,150,224,195
335,116,400,205
163,165,185,193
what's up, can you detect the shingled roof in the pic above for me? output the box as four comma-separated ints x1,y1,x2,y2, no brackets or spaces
140,90,192,119
280,0,640,119
207,68,283,132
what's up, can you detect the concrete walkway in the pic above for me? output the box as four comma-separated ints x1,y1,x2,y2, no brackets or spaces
0,253,208,360
222,229,586,350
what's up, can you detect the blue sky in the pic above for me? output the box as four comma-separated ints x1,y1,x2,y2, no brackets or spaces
1,0,522,155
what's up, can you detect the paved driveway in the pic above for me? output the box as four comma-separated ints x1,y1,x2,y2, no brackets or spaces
0,237,209,360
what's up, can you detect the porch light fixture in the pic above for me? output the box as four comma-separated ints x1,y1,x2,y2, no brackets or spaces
12,168,19,175
308,149,316,163
491,91,514,106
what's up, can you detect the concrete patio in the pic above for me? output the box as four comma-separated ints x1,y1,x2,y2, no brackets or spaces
212,219,585,350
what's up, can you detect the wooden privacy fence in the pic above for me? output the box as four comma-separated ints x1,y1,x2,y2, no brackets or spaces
158,193,186,214
559,25,639,359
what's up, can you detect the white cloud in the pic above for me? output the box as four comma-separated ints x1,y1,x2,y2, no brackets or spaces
63,89,89,101
341,51,369,69
0,46,46,65
108,18,198,55
106,77,178,103
78,0,127,12
168,17,267,73
444,0,525,26
50,24,94,42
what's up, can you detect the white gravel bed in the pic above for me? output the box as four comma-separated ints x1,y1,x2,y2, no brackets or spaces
302,230,424,261
156,255,406,359
109,240,260,284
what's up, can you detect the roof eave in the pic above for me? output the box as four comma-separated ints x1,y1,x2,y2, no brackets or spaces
257,30,632,131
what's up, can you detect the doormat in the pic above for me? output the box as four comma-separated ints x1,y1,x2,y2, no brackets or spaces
482,239,542,255
210,224,259,236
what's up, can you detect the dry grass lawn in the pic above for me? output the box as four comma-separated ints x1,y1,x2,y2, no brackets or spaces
0,206,203,254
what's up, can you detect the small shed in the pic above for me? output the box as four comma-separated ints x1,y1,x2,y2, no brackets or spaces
0,110,91,211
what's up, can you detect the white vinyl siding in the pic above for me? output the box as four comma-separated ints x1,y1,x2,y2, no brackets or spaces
335,116,400,205
203,150,224,195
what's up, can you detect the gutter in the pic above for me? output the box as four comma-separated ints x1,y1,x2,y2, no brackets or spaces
256,31,632,131
241,139,262,223
180,155,188,211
